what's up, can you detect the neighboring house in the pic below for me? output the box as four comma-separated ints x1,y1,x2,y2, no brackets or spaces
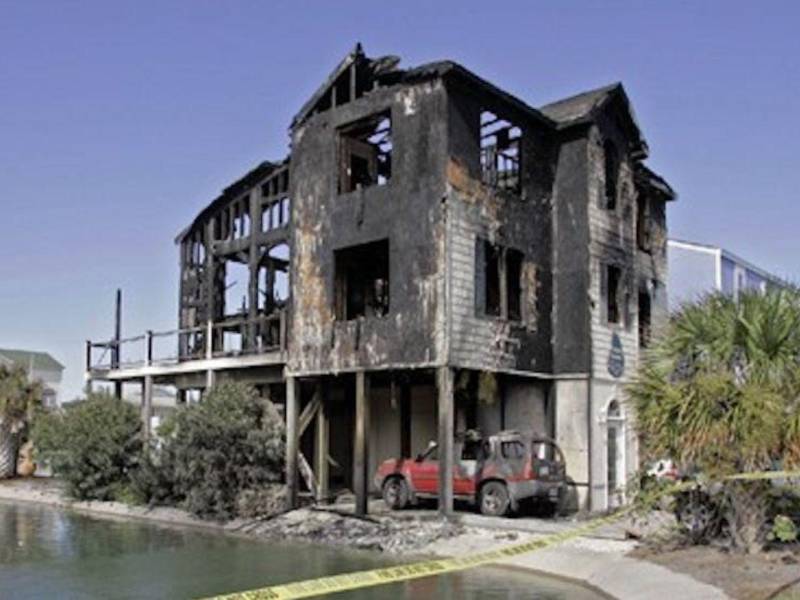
668,239,787,309
124,385,178,433
86,45,676,512
0,348,65,408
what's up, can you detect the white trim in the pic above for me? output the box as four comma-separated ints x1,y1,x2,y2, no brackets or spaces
667,239,720,256
715,248,723,291
600,396,627,510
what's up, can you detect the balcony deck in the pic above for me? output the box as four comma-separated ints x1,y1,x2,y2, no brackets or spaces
86,312,287,384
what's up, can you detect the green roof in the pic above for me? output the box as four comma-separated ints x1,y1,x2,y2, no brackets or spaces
0,348,64,372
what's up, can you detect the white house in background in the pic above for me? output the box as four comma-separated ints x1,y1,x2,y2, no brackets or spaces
0,348,65,408
124,385,178,433
668,239,788,309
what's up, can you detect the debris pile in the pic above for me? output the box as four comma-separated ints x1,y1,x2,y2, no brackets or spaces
242,508,466,554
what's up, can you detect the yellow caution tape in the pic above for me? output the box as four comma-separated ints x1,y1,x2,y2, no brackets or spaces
203,471,800,600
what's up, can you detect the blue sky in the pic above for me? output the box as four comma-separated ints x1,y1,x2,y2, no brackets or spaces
1,1,799,400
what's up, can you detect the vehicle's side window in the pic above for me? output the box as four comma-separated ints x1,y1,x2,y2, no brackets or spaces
482,441,493,459
501,441,525,459
462,440,481,461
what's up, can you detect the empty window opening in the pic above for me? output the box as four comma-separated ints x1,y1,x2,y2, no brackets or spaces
334,239,390,320
269,244,290,305
636,193,651,252
606,264,622,325
261,197,290,232
639,290,652,348
239,210,251,239
604,140,618,210
281,196,290,225
224,260,250,316
506,249,523,321
480,110,521,194
257,243,290,313
338,112,392,194
485,242,501,317
222,330,243,355
479,240,524,322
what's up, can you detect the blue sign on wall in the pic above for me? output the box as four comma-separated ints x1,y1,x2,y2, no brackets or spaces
608,333,625,378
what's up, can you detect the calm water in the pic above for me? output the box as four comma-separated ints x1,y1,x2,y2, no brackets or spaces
0,500,602,600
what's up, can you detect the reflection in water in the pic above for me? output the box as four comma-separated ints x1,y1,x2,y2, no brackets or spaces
0,500,601,599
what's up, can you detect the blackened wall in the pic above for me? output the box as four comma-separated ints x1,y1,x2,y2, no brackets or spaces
551,130,591,374
444,82,555,373
288,80,449,374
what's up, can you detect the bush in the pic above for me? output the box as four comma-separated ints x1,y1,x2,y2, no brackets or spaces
31,393,142,501
629,290,800,552
0,364,43,479
136,382,285,520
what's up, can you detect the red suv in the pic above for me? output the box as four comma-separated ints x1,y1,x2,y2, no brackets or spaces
374,430,567,517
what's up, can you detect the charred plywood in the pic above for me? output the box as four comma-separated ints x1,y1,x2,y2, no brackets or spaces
443,86,555,374
288,80,449,375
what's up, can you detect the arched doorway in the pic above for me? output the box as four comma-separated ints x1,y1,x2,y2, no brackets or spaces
605,399,626,508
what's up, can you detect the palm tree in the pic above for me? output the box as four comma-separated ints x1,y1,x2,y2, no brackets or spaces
629,289,800,552
0,365,43,479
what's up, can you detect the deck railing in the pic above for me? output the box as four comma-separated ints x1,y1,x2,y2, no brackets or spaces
86,310,286,372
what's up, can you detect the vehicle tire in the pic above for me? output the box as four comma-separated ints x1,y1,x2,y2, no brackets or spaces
479,481,510,517
382,477,410,510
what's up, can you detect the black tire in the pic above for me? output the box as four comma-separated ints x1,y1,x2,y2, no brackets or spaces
479,481,510,517
382,477,410,510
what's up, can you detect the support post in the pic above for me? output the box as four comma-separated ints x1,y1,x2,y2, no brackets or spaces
314,380,329,504
437,367,454,517
286,375,299,509
354,370,370,516
205,319,215,389
142,375,153,442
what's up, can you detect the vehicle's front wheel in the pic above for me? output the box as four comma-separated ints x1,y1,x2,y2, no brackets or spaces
382,477,410,510
479,481,510,517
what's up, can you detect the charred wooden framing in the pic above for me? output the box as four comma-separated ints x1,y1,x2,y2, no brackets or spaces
86,44,676,515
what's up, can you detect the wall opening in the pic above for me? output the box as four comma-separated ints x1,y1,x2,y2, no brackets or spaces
638,289,652,348
334,239,390,320
636,193,651,252
224,260,250,316
506,249,523,321
480,110,521,195
605,399,626,509
338,112,392,194
478,240,524,321
603,140,618,210
606,264,622,325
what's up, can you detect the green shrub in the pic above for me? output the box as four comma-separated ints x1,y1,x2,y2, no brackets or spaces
768,515,798,544
31,392,142,501
136,382,285,520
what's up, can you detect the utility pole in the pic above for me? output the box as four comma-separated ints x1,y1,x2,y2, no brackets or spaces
113,289,123,400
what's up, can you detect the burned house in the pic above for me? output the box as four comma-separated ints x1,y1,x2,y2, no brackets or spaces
86,44,675,513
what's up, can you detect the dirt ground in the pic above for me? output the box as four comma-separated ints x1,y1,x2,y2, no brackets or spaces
631,545,800,600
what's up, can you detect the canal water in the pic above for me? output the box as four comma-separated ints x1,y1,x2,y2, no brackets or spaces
0,500,602,599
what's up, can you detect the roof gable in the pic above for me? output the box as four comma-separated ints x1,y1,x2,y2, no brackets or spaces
540,83,648,158
291,43,401,129
0,349,64,372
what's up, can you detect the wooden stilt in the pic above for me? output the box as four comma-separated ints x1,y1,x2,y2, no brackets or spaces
437,367,454,517
315,380,330,503
142,375,153,441
354,371,370,516
286,376,299,508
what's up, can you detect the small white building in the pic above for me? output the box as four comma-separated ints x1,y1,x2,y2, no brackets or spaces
0,348,65,408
